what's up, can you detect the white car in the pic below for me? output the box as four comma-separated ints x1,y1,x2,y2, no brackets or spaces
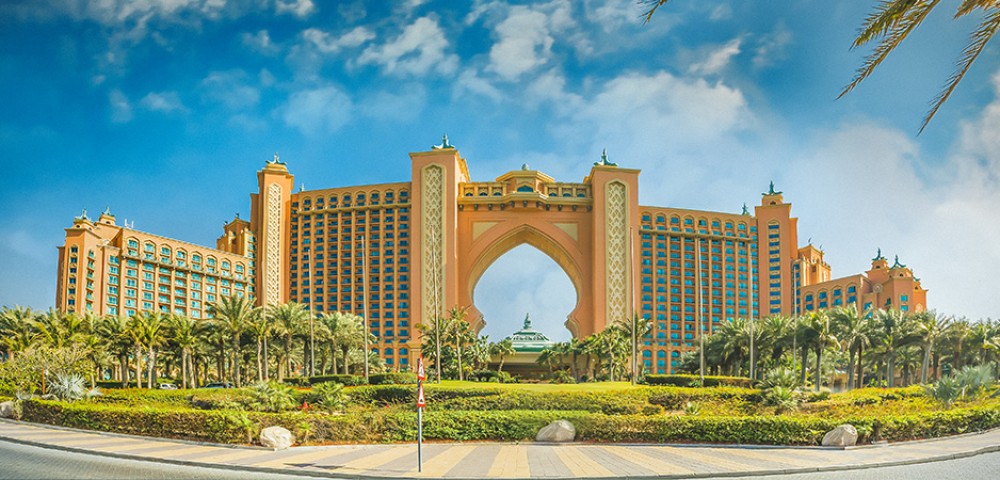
158,383,178,390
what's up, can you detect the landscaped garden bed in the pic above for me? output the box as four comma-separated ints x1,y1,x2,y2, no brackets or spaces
12,381,1000,446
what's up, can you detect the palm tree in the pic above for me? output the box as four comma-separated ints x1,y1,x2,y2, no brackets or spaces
874,308,914,388
489,338,515,374
616,313,652,384
416,315,451,382
807,311,838,391
912,310,952,384
97,314,133,386
246,310,274,382
322,312,364,375
446,307,472,381
167,314,200,388
759,315,794,368
830,305,872,390
0,306,36,361
269,302,309,380
208,295,260,387
945,317,974,373
135,312,167,389
467,336,492,371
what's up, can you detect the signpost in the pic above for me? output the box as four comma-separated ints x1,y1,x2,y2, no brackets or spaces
416,357,426,472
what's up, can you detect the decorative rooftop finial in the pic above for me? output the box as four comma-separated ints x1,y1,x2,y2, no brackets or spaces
873,247,885,261
102,206,112,216
807,237,812,245
77,208,89,220
299,184,306,192
594,148,618,167
523,312,532,330
892,255,906,269
741,203,750,216
432,133,454,150
521,163,529,171
763,181,782,196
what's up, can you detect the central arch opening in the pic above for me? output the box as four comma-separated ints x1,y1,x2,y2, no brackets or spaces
474,245,576,343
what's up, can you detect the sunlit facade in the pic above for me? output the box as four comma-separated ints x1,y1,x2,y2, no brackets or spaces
55,143,928,373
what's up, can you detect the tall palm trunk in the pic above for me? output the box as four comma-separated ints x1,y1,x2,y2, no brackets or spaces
814,346,822,391
256,339,264,382
799,345,809,386
232,335,241,387
341,346,350,375
119,355,128,387
262,337,269,381
856,343,865,389
147,346,156,389
847,344,857,391
920,341,933,384
886,346,895,388
134,347,143,388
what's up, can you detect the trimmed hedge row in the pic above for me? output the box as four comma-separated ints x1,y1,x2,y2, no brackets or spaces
642,374,754,388
21,397,1000,446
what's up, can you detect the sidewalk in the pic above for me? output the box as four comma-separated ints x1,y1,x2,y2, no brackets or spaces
2,419,999,479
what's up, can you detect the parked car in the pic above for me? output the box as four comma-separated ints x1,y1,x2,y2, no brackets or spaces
202,382,234,388
158,383,178,390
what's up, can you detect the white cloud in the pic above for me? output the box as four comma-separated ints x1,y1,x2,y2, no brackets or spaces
241,29,278,54
709,4,733,21
487,6,554,80
140,91,187,114
358,86,428,122
689,38,742,76
454,69,505,102
0,230,51,262
753,25,793,69
109,89,132,123
281,86,353,135
275,0,314,18
358,16,457,76
201,70,260,110
302,26,375,53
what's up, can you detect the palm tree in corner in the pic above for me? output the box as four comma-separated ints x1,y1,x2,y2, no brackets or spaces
209,295,260,387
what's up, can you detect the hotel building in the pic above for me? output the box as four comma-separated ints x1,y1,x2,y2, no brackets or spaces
55,141,928,373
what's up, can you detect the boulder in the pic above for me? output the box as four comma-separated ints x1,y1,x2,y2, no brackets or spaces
821,424,858,447
259,426,294,450
0,401,13,419
536,420,576,443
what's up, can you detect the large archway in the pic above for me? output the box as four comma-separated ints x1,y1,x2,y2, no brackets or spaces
473,244,577,343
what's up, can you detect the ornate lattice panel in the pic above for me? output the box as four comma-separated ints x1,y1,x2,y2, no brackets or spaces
422,165,445,322
265,183,282,306
605,181,629,324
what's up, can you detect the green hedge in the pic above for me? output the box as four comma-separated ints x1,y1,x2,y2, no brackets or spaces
19,398,1000,446
370,373,417,385
642,374,754,388
305,375,366,386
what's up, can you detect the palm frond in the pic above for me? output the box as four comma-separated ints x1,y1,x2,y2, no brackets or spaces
922,8,1000,132
839,0,940,98
956,0,994,18
640,0,672,24
854,0,923,47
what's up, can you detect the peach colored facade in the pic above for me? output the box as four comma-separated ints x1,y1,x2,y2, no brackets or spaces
55,144,929,373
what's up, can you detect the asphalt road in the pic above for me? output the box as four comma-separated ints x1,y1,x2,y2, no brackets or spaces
1,438,997,480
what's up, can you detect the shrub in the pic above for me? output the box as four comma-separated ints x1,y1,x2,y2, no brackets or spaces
308,382,348,412
642,374,753,388
925,365,996,408
244,381,297,413
369,373,417,385
48,373,88,402
307,374,365,386
469,370,514,383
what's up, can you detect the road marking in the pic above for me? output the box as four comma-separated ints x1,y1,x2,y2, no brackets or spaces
551,446,615,477
656,446,760,472
487,445,530,478
406,444,478,476
604,446,697,475
341,446,415,471
251,448,359,469
186,448,266,464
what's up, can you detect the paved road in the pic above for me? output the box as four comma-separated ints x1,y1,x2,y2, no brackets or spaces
0,438,309,480
2,438,998,480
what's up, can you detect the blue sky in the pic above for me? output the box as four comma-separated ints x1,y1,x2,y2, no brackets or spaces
1,0,998,342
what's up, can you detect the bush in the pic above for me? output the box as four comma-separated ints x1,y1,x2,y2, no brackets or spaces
642,374,753,388
307,382,348,411
369,373,417,385
306,374,365,386
244,381,298,413
469,370,514,383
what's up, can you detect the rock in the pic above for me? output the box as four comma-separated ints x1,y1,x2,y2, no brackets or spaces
822,424,858,447
0,401,13,419
259,426,294,450
536,420,576,443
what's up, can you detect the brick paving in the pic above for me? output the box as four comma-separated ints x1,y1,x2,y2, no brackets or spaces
1,419,998,479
